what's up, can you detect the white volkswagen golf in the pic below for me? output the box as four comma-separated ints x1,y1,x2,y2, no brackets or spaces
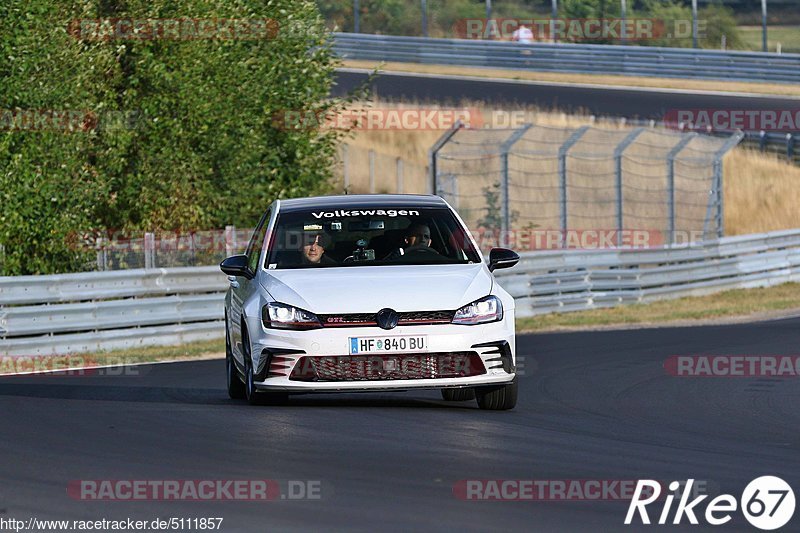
220,194,520,409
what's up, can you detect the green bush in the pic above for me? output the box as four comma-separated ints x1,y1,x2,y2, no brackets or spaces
0,0,343,275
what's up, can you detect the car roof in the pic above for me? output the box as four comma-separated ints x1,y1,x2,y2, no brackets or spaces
277,194,449,213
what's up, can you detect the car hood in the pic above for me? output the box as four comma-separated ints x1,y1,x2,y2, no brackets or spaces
261,264,492,314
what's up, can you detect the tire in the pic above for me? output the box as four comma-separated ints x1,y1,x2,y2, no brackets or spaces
441,388,476,401
243,328,288,406
475,378,517,410
226,314,245,400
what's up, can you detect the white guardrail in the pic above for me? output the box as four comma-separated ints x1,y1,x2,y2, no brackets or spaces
1,228,800,356
332,33,800,84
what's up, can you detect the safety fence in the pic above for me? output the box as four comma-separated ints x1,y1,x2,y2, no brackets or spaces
1,229,798,355
332,33,800,84
431,122,742,245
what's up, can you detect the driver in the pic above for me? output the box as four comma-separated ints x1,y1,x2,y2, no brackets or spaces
404,224,431,248
384,223,436,259
301,232,336,266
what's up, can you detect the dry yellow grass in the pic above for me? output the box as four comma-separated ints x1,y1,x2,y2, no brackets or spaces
335,101,800,236
724,149,800,235
342,59,800,98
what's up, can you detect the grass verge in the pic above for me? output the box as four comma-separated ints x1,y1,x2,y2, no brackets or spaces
740,26,800,54
86,338,225,364
341,59,800,97
517,282,800,333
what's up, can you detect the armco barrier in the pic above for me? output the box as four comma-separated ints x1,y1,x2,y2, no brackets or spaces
493,229,800,317
1,229,799,355
0,267,228,356
332,33,800,84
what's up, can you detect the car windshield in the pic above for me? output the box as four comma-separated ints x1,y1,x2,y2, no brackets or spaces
265,206,482,269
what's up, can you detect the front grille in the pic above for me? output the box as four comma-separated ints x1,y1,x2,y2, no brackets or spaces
318,310,455,328
289,352,485,381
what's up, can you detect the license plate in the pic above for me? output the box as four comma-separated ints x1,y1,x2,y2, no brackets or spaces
349,336,427,355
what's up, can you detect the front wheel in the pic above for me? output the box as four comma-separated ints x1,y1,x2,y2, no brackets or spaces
243,329,288,406
441,388,476,401
475,378,517,410
226,315,245,399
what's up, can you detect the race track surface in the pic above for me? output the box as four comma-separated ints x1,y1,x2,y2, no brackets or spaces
332,69,799,120
1,318,798,531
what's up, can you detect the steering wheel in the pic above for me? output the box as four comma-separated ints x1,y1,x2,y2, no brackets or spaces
403,245,441,256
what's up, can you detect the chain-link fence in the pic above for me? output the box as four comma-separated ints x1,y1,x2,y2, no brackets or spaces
334,144,429,195
432,123,742,251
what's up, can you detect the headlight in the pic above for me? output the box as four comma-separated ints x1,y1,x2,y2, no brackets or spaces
262,302,321,330
452,295,503,325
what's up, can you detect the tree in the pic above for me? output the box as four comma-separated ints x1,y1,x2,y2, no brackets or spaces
0,0,344,275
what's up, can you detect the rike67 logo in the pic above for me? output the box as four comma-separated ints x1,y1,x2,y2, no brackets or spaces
625,477,795,530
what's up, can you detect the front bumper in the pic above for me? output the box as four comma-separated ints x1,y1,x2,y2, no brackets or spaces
248,319,516,392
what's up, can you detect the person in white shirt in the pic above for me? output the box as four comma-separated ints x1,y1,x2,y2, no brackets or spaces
511,24,534,44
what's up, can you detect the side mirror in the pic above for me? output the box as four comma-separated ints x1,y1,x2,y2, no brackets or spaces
220,254,254,280
488,248,520,272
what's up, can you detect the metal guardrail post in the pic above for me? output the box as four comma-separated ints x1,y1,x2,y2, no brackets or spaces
613,128,645,246
342,144,350,192
368,149,375,193
396,157,404,193
499,124,533,244
787,133,794,161
710,131,745,238
666,134,697,245
225,225,236,257
557,126,589,247
428,120,463,196
144,232,155,269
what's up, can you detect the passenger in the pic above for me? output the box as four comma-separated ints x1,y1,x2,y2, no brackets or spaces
301,232,336,266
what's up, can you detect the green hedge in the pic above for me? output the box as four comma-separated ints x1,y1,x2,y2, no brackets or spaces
0,0,343,275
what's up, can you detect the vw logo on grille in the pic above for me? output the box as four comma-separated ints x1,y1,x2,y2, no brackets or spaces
375,308,399,330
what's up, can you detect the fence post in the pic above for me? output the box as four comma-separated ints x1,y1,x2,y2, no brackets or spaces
428,120,463,195
708,132,744,239
342,144,350,192
613,128,645,246
144,232,155,269
787,133,794,162
499,124,532,245
225,225,236,257
368,149,375,193
96,237,105,271
666,134,697,245
558,126,590,247
396,157,404,193
759,130,767,152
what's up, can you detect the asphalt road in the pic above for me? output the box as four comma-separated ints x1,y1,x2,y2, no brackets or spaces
1,317,798,532
332,69,800,121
